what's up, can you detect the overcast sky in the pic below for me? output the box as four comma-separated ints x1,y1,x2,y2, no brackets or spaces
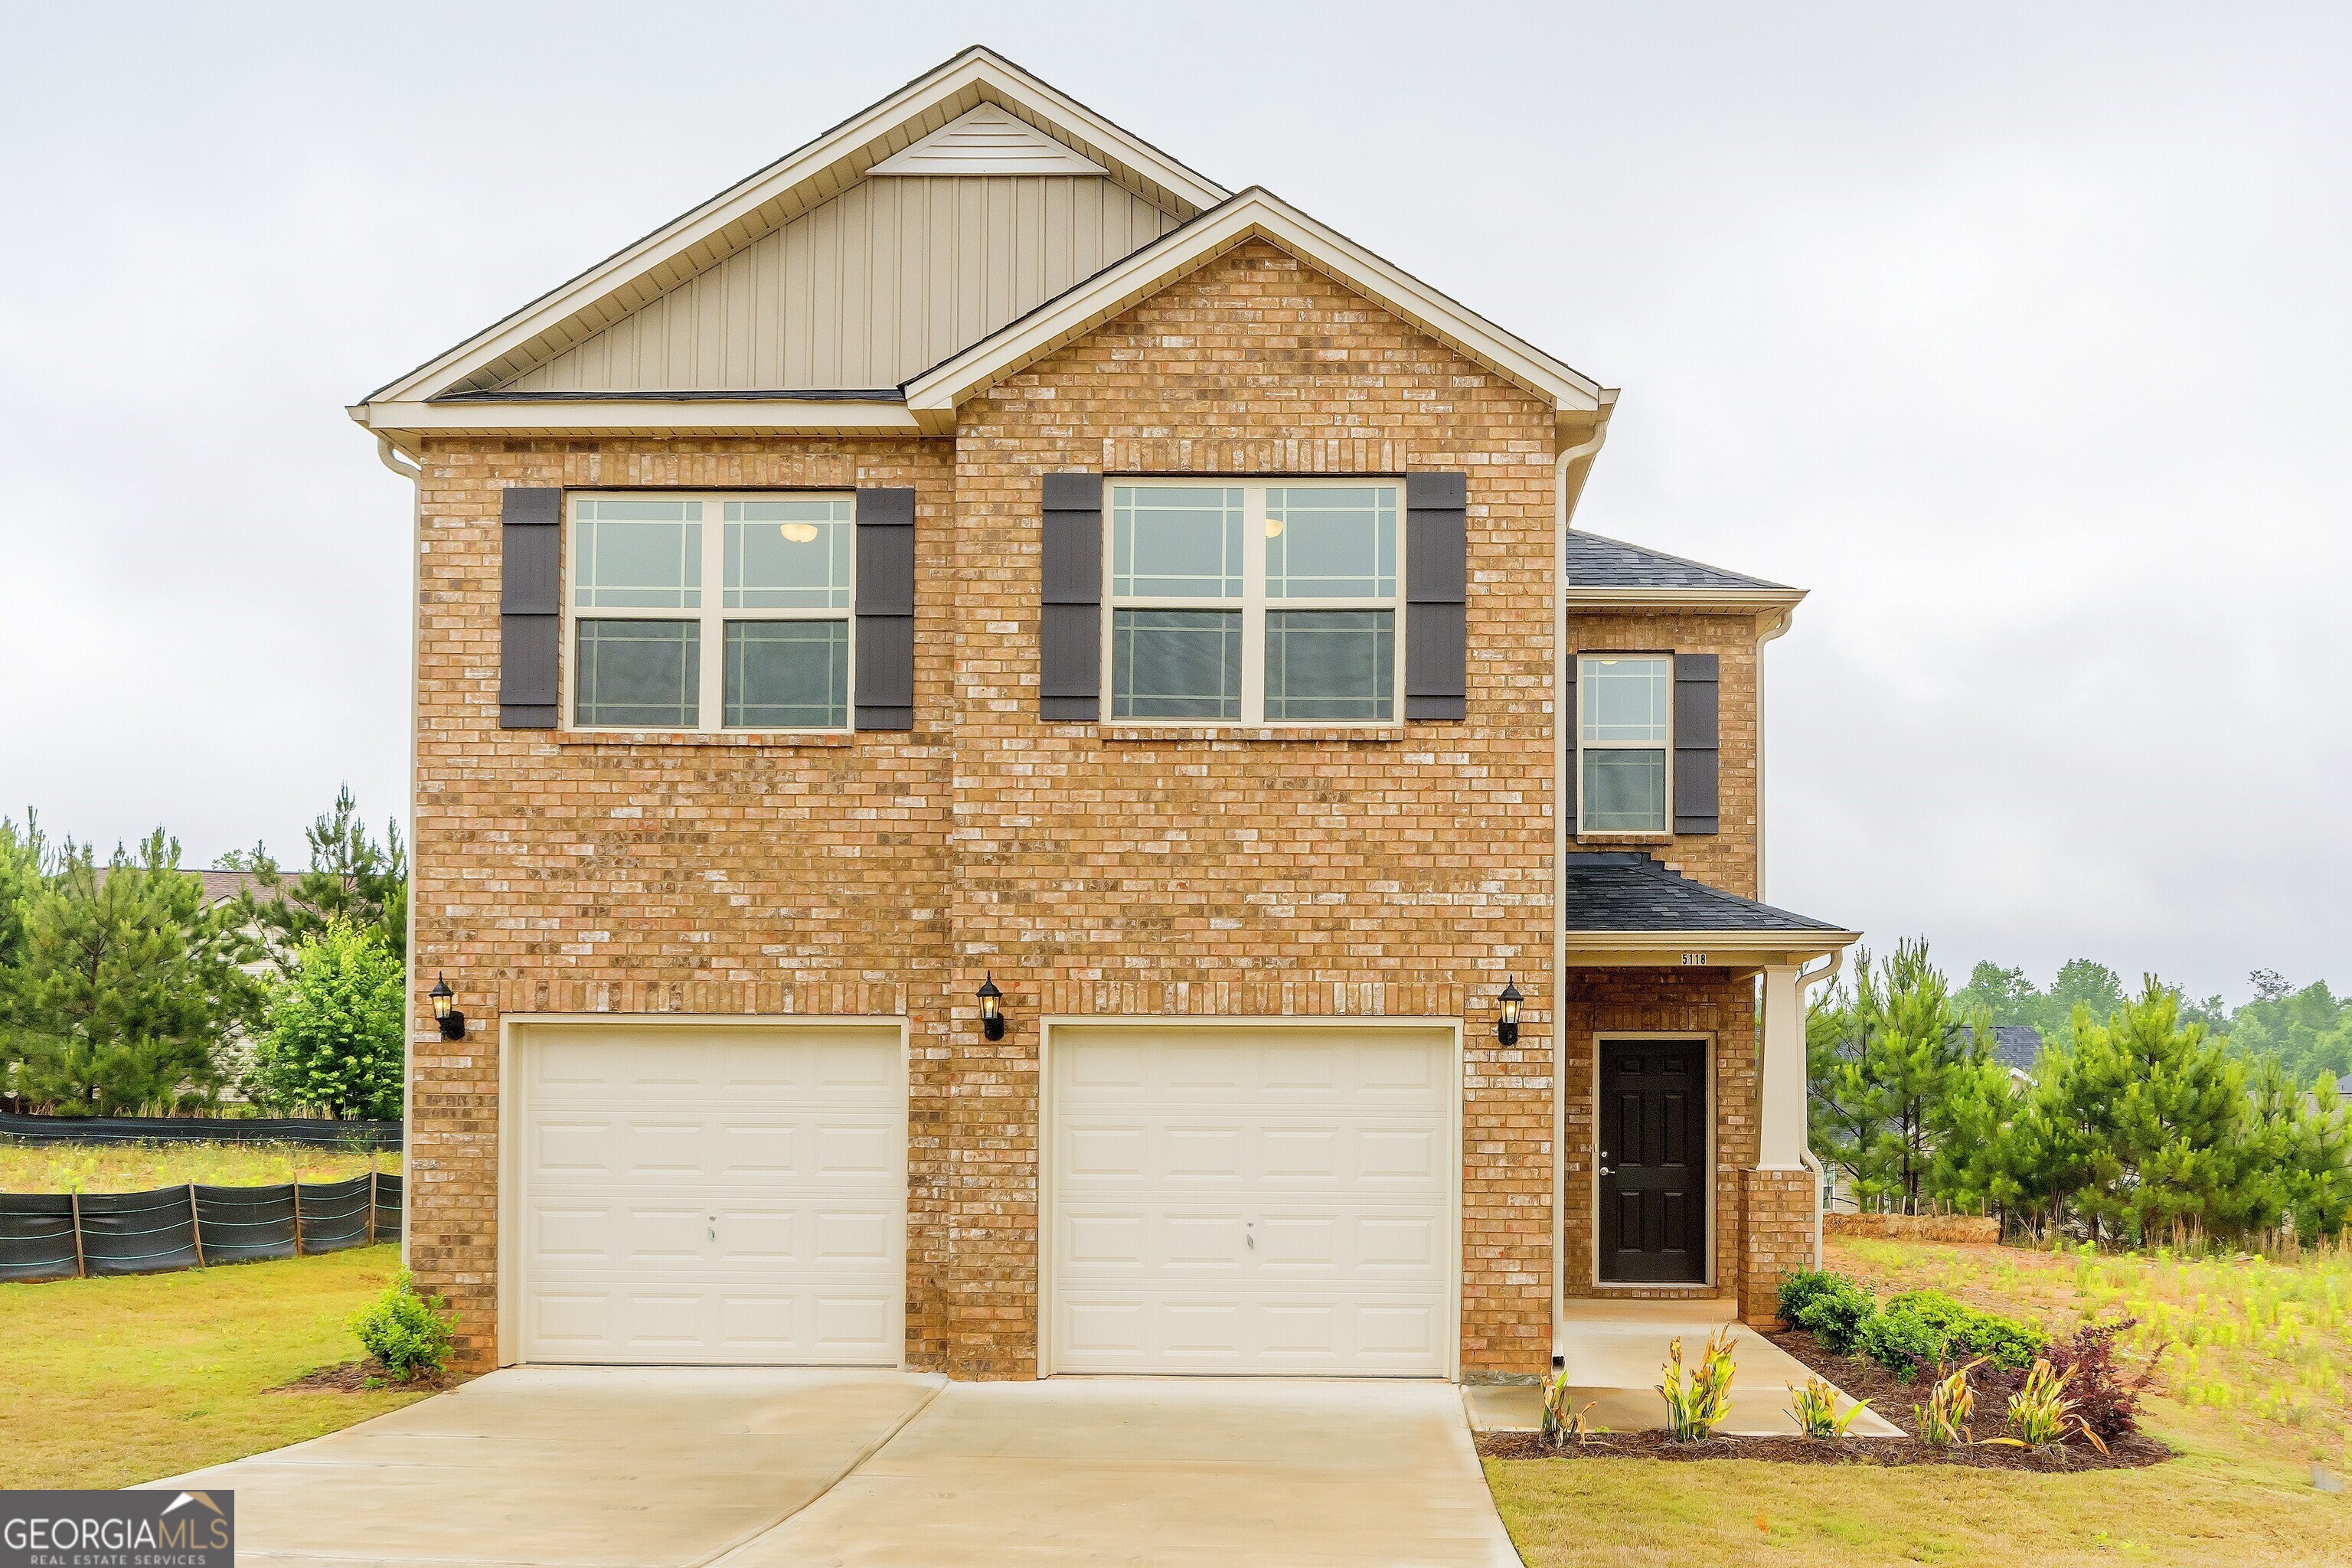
2,4,2344,1005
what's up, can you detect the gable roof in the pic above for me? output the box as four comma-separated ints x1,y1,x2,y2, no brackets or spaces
356,47,1227,413
900,187,1608,434
350,48,1612,449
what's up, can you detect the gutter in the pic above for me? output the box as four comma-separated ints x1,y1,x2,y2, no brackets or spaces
1550,398,1614,1368
376,436,423,1272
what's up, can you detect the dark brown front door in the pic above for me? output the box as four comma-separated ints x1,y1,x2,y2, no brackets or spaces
1598,1038,1709,1283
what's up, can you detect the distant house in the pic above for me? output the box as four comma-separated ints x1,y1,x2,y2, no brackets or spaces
1988,1024,2044,1086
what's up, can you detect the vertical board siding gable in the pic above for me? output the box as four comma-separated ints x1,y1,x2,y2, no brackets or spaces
498,487,562,728
500,176,1181,393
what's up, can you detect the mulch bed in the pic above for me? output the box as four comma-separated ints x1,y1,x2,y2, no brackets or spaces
270,1358,450,1395
1475,1331,2172,1472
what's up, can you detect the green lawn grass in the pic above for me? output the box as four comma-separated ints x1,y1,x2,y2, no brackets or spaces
0,1140,399,1193
1488,1237,2352,1566
0,1245,432,1490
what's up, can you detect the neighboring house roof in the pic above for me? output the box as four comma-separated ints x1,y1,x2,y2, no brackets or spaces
1560,853,1854,956
1564,531,1802,607
1988,1024,2044,1076
88,867,269,908
348,47,1614,451
2336,1073,2352,1099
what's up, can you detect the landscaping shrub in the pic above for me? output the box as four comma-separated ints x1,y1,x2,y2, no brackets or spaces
349,1270,453,1383
1792,1273,1879,1353
2001,1358,2109,1454
1775,1269,1841,1324
1913,1360,1981,1447
2043,1319,2159,1441
1855,1301,1949,1380
1657,1326,1738,1441
1786,1374,1871,1439
1886,1289,2047,1371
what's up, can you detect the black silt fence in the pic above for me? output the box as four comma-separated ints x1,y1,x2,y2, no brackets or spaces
0,1172,402,1283
0,1112,401,1151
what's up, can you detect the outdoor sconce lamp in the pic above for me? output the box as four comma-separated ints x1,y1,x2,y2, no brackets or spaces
1497,978,1522,1047
977,973,1005,1041
429,973,466,1040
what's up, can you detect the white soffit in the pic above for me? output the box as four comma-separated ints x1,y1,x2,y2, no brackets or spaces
871,105,1109,176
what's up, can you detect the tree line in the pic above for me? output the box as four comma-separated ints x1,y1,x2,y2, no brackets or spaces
0,788,408,1120
1809,942,2351,1248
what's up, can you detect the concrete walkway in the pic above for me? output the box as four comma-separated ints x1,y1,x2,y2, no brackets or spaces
142,1371,1516,1568
1463,1316,1903,1438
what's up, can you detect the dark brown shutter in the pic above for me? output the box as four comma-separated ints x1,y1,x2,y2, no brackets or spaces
498,486,563,728
1674,652,1720,835
1040,472,1102,722
1563,654,1579,836
1405,472,1467,720
854,488,916,730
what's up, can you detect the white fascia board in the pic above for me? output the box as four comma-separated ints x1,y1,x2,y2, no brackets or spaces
903,189,1609,420
1564,586,1808,611
358,48,1229,409
351,399,922,437
1563,929,1862,965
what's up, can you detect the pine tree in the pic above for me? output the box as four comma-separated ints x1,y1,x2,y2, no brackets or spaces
1807,940,1972,1213
224,785,408,963
5,831,263,1114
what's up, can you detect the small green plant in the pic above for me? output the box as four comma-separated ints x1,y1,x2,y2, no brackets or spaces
349,1269,454,1383
1995,1357,2110,1455
1786,1374,1870,1439
1913,1358,1982,1448
1540,1371,1605,1446
1857,1302,1949,1380
1785,1272,1879,1353
1886,1289,2047,1371
1658,1326,1738,1442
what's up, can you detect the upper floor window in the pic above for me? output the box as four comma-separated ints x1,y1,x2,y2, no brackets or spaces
1579,654,1671,831
1106,481,1400,725
570,494,853,731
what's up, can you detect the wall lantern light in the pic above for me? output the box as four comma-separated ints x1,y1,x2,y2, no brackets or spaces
977,972,1005,1041
429,973,466,1040
1497,978,1522,1047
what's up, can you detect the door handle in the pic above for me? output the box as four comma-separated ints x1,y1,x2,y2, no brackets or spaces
1598,1165,1613,1177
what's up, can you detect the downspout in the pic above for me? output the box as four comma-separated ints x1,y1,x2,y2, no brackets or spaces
1551,402,1612,1366
376,434,423,1271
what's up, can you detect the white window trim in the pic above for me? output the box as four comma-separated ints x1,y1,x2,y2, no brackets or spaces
1098,477,1406,729
1576,652,1673,836
563,491,856,735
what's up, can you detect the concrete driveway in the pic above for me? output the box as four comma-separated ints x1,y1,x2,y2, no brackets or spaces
144,1370,1516,1568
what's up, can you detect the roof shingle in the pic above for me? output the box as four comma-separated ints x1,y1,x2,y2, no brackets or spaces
1561,852,1848,934
1565,531,1790,592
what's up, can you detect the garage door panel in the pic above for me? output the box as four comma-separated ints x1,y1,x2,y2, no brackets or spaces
1050,1026,1453,1377
515,1024,904,1366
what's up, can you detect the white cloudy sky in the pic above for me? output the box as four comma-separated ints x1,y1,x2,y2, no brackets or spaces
2,4,2344,1004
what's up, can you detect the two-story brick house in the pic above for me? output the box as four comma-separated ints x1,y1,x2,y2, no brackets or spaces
354,47,1856,1380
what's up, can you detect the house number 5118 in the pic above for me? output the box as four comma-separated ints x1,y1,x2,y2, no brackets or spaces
1680,952,1710,966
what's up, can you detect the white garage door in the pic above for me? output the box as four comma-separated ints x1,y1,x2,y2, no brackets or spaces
510,1022,903,1366
1047,1024,1455,1377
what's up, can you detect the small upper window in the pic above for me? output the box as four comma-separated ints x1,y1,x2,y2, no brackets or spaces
1106,480,1402,726
1579,655,1671,831
568,493,852,732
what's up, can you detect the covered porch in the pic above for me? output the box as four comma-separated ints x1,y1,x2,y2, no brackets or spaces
1552,852,1859,1339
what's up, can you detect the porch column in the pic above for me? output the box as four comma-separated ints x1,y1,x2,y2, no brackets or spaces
1757,962,1808,1170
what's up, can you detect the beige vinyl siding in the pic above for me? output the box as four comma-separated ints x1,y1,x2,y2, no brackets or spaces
502,175,1181,394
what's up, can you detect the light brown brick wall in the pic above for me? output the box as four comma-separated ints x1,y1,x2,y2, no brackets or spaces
403,240,1776,1379
1741,1168,1820,1326
1568,610,1772,897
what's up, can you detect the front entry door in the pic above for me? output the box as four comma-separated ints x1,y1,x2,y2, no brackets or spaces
1598,1039,1709,1283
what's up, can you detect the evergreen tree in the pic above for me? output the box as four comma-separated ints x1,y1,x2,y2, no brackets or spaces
249,921,405,1119
4,831,263,1114
1807,940,1972,1213
224,786,407,963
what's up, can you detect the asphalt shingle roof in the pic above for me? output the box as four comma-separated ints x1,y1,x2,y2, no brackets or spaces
1560,852,1850,933
1989,1024,2043,1074
1565,531,1791,591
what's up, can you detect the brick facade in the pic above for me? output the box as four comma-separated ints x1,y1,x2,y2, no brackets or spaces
404,238,1808,1377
